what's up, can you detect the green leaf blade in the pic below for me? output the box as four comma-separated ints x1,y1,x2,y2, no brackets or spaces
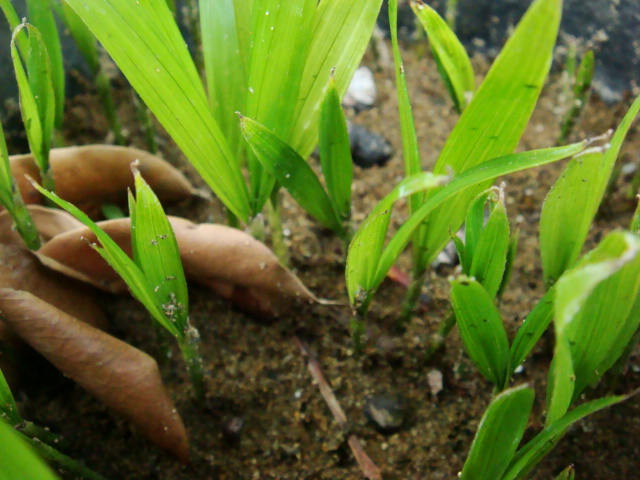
460,384,534,480
450,276,510,388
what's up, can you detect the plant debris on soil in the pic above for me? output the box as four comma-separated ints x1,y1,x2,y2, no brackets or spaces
4,42,640,479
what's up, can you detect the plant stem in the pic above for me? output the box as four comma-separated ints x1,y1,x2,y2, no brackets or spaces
15,421,65,448
351,296,372,355
10,194,40,250
184,0,203,75
267,188,288,266
446,0,458,31
132,91,157,154
178,324,204,402
424,311,456,361
95,69,124,145
22,435,105,480
397,268,428,329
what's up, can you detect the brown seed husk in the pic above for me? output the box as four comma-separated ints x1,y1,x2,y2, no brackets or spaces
0,289,190,462
39,217,320,318
10,145,195,217
0,206,84,248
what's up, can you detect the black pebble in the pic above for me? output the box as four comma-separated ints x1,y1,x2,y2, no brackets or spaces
349,123,394,169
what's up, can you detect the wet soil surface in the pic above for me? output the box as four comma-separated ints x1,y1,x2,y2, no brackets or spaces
9,43,640,479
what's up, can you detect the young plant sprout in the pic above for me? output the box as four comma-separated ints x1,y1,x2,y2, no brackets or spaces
62,0,382,249
0,369,104,479
239,72,354,249
10,21,56,193
32,166,204,401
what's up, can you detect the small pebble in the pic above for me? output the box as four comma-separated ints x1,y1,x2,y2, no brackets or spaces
343,66,376,113
222,417,245,445
363,392,407,434
348,122,393,169
427,369,444,396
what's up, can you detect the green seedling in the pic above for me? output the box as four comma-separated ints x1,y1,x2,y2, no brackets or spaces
33,168,204,401
0,118,39,250
239,73,354,248
555,466,576,480
63,0,382,242
54,0,124,145
10,22,56,193
558,50,595,144
541,94,640,286
0,369,104,479
446,0,458,31
411,0,475,113
381,0,564,327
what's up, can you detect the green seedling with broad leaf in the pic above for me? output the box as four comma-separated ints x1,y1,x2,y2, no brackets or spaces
62,0,382,245
240,73,354,247
33,167,204,401
452,230,639,478
0,369,104,479
558,50,594,144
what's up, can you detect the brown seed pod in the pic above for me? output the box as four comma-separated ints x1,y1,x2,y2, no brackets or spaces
0,289,190,462
10,145,195,217
0,206,84,248
39,217,321,318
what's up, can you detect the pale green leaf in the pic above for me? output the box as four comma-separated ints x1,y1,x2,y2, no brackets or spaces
415,0,562,272
460,384,534,480
450,276,510,388
346,172,448,304
546,338,575,425
411,0,475,112
63,0,251,221
0,420,59,480
132,169,189,335
240,115,344,236
290,0,384,159
509,287,554,370
200,0,246,161
57,1,99,73
319,75,353,222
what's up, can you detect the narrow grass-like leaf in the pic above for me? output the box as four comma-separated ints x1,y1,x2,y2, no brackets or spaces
469,190,510,297
0,0,25,57
346,173,448,304
545,338,575,425
558,50,594,144
0,420,60,480
63,0,251,222
555,465,575,480
502,394,630,480
509,287,554,370
11,23,55,190
57,2,98,71
460,384,534,480
556,232,640,397
240,115,344,237
463,190,491,267
540,151,606,285
390,0,422,213
411,0,475,112
290,0,384,159
414,0,561,272
132,168,189,335
244,0,316,213
632,196,640,234
200,0,246,161
366,142,588,295
0,369,22,425
319,74,353,222
31,184,170,333
497,226,519,298
27,0,65,130
450,276,510,388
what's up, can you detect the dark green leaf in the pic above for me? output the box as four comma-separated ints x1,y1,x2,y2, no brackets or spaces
0,369,22,425
509,287,554,370
460,384,534,480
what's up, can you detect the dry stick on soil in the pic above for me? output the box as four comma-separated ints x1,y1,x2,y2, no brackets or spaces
294,337,383,480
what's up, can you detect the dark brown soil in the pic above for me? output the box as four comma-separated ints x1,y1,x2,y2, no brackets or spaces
8,41,640,479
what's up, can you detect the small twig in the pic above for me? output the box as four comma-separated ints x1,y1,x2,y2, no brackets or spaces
294,337,383,480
